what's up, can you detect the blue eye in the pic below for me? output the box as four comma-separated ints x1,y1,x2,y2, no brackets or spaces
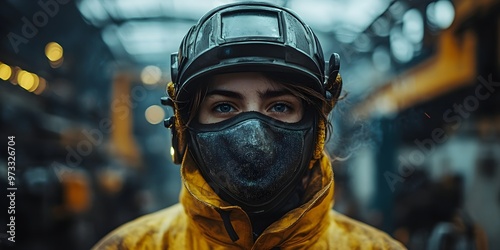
271,103,289,113
214,103,234,113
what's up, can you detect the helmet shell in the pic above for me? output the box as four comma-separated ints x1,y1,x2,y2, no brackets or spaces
171,2,327,101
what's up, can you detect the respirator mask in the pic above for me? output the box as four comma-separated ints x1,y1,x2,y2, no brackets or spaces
188,111,315,214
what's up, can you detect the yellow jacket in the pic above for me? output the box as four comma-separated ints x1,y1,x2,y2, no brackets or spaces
93,153,406,249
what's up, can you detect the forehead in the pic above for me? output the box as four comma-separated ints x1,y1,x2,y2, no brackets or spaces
208,72,284,92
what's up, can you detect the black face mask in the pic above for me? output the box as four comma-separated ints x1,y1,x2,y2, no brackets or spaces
188,111,315,214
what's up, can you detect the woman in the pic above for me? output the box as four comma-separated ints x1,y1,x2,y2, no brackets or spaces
93,2,405,249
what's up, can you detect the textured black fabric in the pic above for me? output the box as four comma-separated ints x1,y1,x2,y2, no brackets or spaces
188,112,314,214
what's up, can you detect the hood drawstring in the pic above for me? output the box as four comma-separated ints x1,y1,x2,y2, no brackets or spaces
216,209,240,242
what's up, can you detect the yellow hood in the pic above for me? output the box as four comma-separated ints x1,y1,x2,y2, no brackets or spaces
180,150,335,248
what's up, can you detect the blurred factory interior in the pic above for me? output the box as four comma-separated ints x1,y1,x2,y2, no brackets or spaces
0,0,499,249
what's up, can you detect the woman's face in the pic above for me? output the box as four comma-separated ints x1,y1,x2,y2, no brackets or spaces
198,72,304,124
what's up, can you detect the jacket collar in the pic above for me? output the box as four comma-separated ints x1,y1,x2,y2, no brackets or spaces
180,150,335,249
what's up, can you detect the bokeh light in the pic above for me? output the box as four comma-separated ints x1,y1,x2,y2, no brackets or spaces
45,42,64,62
29,73,40,92
390,27,414,63
145,105,165,124
403,9,424,44
141,65,162,85
427,0,455,29
0,62,12,81
17,70,36,91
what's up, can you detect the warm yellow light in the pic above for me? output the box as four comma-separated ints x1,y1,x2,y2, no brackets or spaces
145,105,165,124
28,73,40,92
0,63,12,81
45,42,64,62
34,77,47,95
141,65,162,85
170,147,175,157
18,70,35,91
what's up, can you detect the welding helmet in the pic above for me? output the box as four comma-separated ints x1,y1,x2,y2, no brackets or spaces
170,1,341,105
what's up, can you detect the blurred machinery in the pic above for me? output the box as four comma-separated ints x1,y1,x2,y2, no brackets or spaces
340,0,499,248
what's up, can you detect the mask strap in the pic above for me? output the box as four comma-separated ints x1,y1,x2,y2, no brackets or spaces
216,208,240,242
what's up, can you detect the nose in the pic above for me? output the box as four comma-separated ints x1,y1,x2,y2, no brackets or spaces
234,120,275,161
242,120,272,146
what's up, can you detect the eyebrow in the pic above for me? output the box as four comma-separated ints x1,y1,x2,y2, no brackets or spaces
205,88,293,100
206,89,244,99
258,89,293,99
